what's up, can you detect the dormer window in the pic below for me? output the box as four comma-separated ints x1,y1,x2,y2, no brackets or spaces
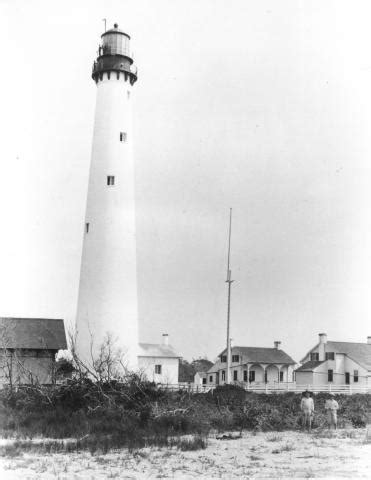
325,352,335,360
232,355,239,363
310,352,319,361
220,355,227,363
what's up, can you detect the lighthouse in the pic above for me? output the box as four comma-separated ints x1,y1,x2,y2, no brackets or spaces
75,24,139,369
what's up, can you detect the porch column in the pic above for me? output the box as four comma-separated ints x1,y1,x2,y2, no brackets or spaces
262,364,267,383
277,365,282,384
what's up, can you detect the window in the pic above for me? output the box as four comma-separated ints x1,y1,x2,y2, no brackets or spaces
202,377,206,385
354,370,359,383
209,375,213,383
325,352,335,360
249,370,255,382
221,370,225,381
155,365,162,374
120,132,127,142
264,371,268,383
233,370,238,381
221,355,227,363
127,90,130,99
280,371,284,382
85,223,89,233
243,370,248,382
232,355,239,363
107,175,115,186
328,369,333,382
310,352,319,361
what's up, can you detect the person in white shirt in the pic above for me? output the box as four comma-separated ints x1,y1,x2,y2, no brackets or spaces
300,391,314,432
325,393,339,429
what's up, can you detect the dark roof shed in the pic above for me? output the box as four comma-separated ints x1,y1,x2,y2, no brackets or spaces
0,318,67,350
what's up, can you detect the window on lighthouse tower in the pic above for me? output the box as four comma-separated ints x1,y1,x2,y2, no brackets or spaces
107,176,115,186
120,132,127,142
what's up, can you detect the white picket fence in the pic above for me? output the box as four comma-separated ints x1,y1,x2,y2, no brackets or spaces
160,382,371,395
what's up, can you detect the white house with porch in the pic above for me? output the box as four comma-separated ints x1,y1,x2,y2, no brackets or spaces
206,341,296,386
295,333,371,388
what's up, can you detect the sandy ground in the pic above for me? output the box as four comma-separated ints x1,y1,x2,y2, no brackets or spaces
0,429,370,479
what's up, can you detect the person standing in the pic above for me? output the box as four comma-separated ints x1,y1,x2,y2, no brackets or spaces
300,391,314,432
325,393,339,429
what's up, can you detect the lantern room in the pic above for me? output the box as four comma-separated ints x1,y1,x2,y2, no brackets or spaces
101,24,131,57
92,23,137,85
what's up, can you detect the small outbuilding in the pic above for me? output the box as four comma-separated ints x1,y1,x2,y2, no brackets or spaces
194,371,208,386
138,334,181,384
0,317,67,386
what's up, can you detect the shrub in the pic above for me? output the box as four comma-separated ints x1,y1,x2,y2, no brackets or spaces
0,381,370,455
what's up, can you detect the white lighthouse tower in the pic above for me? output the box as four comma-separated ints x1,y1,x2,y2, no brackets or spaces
75,24,139,369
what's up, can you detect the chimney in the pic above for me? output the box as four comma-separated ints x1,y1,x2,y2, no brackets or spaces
318,333,327,361
367,336,371,345
274,341,281,350
162,333,169,346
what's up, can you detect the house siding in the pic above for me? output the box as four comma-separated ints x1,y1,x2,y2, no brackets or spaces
295,371,314,385
0,349,56,385
138,356,179,384
298,345,370,386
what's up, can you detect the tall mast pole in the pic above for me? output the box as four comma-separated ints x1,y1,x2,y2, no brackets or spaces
225,208,233,384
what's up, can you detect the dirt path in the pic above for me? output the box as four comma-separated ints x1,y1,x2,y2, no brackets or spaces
0,429,370,479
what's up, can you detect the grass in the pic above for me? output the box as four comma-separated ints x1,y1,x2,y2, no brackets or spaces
172,435,208,451
271,442,295,454
0,434,208,458
281,442,295,451
249,455,262,461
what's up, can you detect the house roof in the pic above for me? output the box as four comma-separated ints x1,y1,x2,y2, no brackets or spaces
0,317,67,350
208,361,223,374
295,360,326,372
218,346,296,365
138,343,181,358
327,341,371,371
302,341,371,371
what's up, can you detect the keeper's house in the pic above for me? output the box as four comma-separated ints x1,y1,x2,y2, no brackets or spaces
295,333,371,386
0,317,67,386
207,342,296,385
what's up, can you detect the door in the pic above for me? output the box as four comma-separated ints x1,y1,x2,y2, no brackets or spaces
345,372,350,384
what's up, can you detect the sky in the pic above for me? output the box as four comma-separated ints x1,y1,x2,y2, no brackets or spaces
1,0,371,363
